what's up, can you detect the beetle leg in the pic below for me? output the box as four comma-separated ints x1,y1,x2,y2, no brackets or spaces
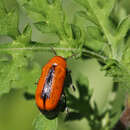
24,92,35,100
65,107,69,114
66,69,76,92
58,92,66,112
64,107,71,121
61,93,70,116
66,69,71,74
35,81,38,85
60,92,66,105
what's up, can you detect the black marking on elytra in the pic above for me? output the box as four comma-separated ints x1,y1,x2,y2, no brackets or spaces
41,64,57,103
40,92,66,120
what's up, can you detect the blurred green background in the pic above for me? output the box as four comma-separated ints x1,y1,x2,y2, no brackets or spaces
0,0,130,130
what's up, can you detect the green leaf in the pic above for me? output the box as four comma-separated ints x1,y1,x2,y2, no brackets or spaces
86,26,105,41
34,21,56,33
74,0,115,17
65,59,113,129
109,83,126,128
73,0,119,58
122,47,130,71
16,24,32,44
0,25,39,96
18,0,64,36
20,0,49,16
18,0,84,58
0,51,41,96
0,8,19,38
116,16,130,41
84,26,107,52
85,40,106,52
71,24,81,40
1,0,18,12
33,114,58,130
47,0,55,4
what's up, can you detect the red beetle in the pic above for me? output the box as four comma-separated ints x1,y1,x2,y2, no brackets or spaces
35,48,77,119
35,49,78,119
35,56,67,111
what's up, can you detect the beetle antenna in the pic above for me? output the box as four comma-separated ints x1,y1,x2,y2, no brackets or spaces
50,47,57,56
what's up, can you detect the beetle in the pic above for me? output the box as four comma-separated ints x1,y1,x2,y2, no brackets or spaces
35,50,76,119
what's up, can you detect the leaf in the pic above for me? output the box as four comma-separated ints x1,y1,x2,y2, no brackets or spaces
101,58,130,126
85,40,106,52
76,0,115,17
84,26,107,52
34,21,56,33
71,24,81,40
0,7,19,38
73,0,121,59
86,26,105,41
2,0,18,12
0,51,41,96
65,59,113,129
20,0,49,16
116,16,130,41
16,24,32,44
63,3,108,54
33,114,58,130
18,0,84,58
47,0,55,4
18,0,64,36
122,48,130,71
109,83,126,128
0,25,40,96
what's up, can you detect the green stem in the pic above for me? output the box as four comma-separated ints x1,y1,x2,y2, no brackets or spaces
0,46,107,62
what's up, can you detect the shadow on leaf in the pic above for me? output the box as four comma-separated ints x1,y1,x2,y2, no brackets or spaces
65,78,113,129
23,92,35,100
